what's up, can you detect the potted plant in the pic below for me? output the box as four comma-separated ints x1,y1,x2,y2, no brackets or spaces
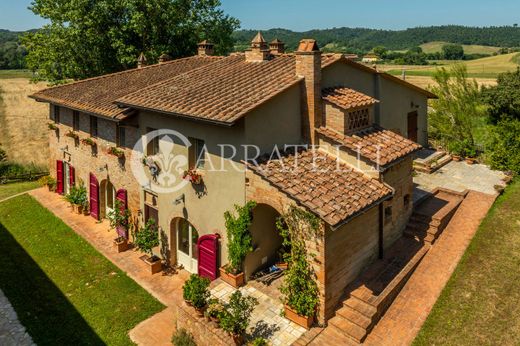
142,156,161,181
277,206,321,330
64,184,88,214
38,175,56,191
81,137,96,147
182,274,211,316
220,201,257,288
132,219,161,274
107,146,125,158
448,141,463,161
48,123,58,131
205,298,225,327
464,146,478,165
219,291,258,345
65,130,79,140
107,200,132,253
182,169,203,185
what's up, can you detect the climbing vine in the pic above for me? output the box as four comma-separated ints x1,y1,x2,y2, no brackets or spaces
224,201,257,275
277,205,321,317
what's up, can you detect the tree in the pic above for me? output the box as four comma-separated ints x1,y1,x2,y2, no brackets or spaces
442,44,464,60
485,118,520,174
23,0,239,83
481,68,520,123
372,46,388,59
428,64,486,155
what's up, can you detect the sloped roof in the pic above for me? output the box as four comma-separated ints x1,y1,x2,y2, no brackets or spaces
322,87,379,110
30,56,222,120
317,126,422,168
115,54,303,124
247,148,393,226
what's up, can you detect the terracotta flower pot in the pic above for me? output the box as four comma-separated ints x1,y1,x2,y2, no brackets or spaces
114,238,129,253
232,333,245,346
195,306,206,317
144,256,162,275
219,267,245,288
275,262,289,270
284,305,314,330
452,155,462,162
465,157,476,165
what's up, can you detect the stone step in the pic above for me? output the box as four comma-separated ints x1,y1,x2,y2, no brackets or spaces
410,213,442,227
413,152,452,174
405,220,438,235
329,315,367,343
343,295,377,317
336,305,373,329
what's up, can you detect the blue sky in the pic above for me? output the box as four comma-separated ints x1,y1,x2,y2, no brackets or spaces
1,0,519,31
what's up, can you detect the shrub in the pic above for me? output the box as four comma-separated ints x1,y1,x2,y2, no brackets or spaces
107,200,131,229
64,183,88,208
251,338,268,346
485,119,520,174
38,175,56,190
132,219,159,257
204,298,225,319
171,328,196,346
182,274,210,309
219,291,258,336
224,201,257,274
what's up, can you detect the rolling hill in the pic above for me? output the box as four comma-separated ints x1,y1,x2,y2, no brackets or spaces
419,41,501,55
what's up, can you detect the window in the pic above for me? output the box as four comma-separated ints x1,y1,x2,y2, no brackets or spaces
117,126,126,147
147,128,159,155
90,116,98,137
54,105,60,123
384,206,393,224
404,194,411,209
347,108,370,132
189,138,206,169
73,111,80,131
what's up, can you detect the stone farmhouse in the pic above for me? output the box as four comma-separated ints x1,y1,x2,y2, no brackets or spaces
31,32,436,325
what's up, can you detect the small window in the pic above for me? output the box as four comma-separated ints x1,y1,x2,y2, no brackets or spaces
384,206,392,224
147,128,159,155
189,138,206,169
90,116,98,137
404,194,411,209
117,126,126,147
54,105,60,123
73,111,80,131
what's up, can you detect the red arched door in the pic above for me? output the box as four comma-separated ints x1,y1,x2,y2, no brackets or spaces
197,234,219,280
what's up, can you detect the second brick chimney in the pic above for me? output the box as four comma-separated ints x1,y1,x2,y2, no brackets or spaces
295,39,322,144
198,40,215,56
245,32,270,62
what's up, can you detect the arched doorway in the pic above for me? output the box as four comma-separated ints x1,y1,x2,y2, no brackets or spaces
244,204,283,280
174,218,199,273
99,180,116,219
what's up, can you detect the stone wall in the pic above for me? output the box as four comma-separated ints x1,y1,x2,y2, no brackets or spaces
176,302,232,346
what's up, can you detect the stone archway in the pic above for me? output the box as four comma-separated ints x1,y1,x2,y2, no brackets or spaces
243,203,283,280
170,217,200,274
99,179,115,219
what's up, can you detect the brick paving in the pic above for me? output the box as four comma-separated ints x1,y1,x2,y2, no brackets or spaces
0,289,35,346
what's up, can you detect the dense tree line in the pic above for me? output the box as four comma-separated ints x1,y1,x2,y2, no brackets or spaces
0,30,28,69
233,25,520,53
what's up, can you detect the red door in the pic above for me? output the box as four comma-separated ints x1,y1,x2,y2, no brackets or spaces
89,173,100,220
407,111,418,142
116,189,128,238
197,234,219,280
56,160,64,194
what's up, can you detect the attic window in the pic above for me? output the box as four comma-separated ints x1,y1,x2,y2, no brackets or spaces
347,108,370,132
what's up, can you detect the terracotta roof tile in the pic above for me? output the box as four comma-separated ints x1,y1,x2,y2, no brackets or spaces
322,86,378,110
317,126,422,167
30,56,222,120
247,148,392,226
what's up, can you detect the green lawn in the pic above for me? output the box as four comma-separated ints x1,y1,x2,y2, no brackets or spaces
0,69,34,79
0,181,40,200
414,179,520,345
0,195,164,345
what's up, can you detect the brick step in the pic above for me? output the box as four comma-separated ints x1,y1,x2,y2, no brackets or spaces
413,152,452,174
329,315,367,343
405,220,439,234
343,295,377,318
410,213,442,227
312,325,360,346
336,305,374,329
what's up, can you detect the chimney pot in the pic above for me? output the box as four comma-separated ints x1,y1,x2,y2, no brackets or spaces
269,38,285,55
137,53,147,69
159,53,171,64
198,40,215,56
245,32,270,62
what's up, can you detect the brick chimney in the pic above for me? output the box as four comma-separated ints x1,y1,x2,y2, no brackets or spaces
137,53,147,69
269,38,285,54
295,39,322,144
159,53,171,64
245,32,270,62
198,40,214,56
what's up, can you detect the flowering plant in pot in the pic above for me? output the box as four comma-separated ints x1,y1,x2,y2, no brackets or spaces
142,156,161,181
132,219,161,274
277,206,321,329
107,146,125,158
48,123,58,131
182,274,210,316
81,137,96,147
65,130,79,140
182,169,202,185
38,175,56,191
219,291,258,345
107,200,132,252
204,298,225,327
64,184,88,214
220,201,256,288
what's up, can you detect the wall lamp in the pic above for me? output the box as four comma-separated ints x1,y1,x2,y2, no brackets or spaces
173,194,185,206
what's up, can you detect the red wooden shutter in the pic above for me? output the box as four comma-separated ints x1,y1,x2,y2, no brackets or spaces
56,160,64,194
89,173,99,220
198,234,219,280
116,189,128,238
69,165,75,186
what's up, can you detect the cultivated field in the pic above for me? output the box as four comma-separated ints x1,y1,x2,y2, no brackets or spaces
419,41,501,55
0,77,49,167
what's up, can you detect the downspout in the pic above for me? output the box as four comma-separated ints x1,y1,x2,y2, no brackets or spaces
379,203,384,259
373,72,381,125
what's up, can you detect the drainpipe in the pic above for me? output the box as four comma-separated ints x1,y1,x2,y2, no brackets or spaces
373,72,381,125
379,203,384,259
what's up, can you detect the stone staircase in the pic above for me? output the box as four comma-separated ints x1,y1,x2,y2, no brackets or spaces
413,150,452,174
323,188,466,344
404,188,465,244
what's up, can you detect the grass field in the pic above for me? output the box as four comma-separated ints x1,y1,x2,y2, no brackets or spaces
0,77,49,167
0,70,35,79
419,41,501,55
414,179,520,345
0,181,40,200
0,194,164,345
